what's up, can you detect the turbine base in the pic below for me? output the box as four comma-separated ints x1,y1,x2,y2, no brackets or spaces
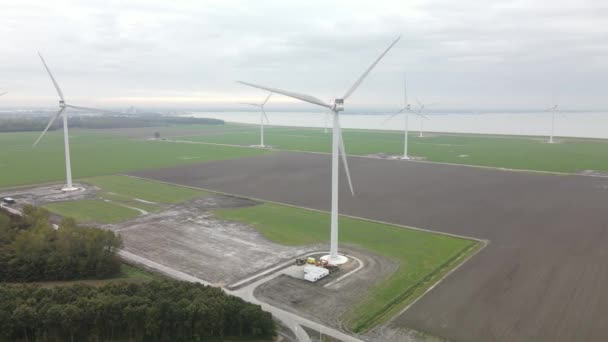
321,254,348,265
61,186,80,192
388,155,410,160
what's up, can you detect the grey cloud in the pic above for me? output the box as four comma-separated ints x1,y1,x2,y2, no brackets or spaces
0,0,606,110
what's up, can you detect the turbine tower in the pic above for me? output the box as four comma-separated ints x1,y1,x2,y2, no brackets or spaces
383,73,428,159
545,97,559,144
34,52,114,192
238,36,401,264
239,93,272,147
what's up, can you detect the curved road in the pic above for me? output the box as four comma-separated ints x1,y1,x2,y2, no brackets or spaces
118,250,364,342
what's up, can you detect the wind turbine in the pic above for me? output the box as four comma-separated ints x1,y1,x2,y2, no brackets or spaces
383,73,428,159
545,96,559,144
238,36,401,264
239,93,272,147
414,98,433,137
34,52,114,192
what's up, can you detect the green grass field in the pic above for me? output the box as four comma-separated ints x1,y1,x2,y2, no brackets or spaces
0,127,269,188
43,175,207,224
44,200,140,224
213,203,480,332
21,263,164,288
4,124,607,190
84,175,204,204
178,126,608,173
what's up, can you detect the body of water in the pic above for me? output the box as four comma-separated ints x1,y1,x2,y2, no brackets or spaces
187,111,608,139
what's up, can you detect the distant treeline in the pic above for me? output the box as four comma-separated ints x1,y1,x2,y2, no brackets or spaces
0,115,224,132
0,281,275,341
0,206,123,282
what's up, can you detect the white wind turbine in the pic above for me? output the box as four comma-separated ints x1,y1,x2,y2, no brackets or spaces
239,93,272,147
545,96,559,144
414,98,434,138
383,73,428,159
238,36,401,264
34,52,116,192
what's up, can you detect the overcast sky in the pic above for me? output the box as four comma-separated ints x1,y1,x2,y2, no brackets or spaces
1,0,607,111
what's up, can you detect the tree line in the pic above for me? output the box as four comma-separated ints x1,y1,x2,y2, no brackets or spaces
0,115,224,132
0,206,276,341
0,206,123,282
0,280,275,341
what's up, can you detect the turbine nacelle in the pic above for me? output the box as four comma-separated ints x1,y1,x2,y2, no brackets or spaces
332,99,344,112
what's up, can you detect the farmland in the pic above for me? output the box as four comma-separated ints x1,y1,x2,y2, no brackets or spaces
214,203,480,332
0,127,269,188
176,125,608,173
42,175,207,224
3,124,608,191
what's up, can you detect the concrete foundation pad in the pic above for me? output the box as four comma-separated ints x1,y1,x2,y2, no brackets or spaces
321,254,348,265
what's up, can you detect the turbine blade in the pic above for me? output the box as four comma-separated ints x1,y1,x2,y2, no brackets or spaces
33,107,65,147
403,72,408,107
262,92,272,106
238,102,261,107
418,113,430,119
336,118,354,196
262,108,270,123
38,52,65,101
0,92,7,96
342,35,401,100
237,81,332,109
383,106,409,124
64,104,122,114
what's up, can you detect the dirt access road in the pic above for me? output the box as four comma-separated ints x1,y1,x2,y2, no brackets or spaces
130,150,608,342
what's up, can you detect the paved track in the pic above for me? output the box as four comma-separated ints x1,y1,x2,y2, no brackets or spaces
130,151,608,342
119,249,366,342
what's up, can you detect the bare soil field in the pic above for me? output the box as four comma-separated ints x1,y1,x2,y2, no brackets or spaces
105,195,314,286
0,184,316,288
255,246,398,330
129,151,608,342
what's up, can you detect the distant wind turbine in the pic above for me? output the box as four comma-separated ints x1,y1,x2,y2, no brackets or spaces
239,93,272,147
414,98,433,137
238,36,401,264
545,96,559,144
34,52,117,192
383,73,428,159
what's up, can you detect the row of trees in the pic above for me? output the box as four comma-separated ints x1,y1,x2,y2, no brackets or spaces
0,280,275,341
0,206,123,282
0,117,50,132
0,115,224,132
